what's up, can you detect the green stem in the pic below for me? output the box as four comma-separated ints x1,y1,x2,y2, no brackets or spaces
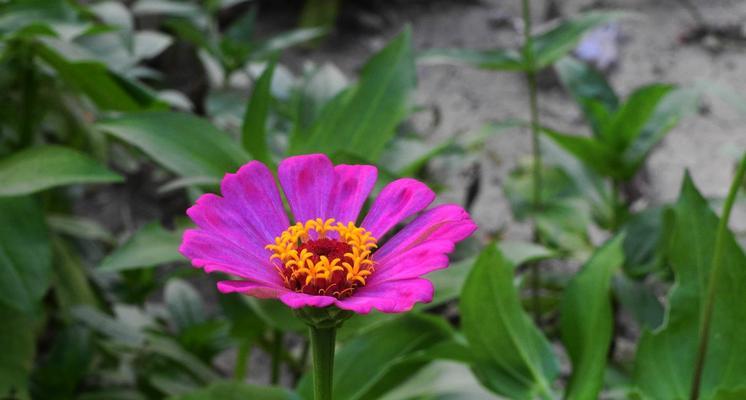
522,0,543,323
233,340,251,381
689,153,746,400
309,325,336,400
271,329,283,385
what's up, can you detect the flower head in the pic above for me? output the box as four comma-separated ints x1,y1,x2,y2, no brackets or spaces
179,154,477,314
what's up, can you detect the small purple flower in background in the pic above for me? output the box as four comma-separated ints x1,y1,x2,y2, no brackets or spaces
180,153,477,314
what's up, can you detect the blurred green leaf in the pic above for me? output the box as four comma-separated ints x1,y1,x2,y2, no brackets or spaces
30,326,92,399
379,361,498,400
298,314,453,400
634,175,746,399
292,27,415,161
606,83,674,149
0,0,90,40
99,221,184,272
165,279,206,333
621,207,665,277
418,48,525,71
499,241,557,267
556,56,618,136
37,42,161,111
295,63,348,132
170,381,297,400
248,299,305,332
72,306,146,347
531,12,623,70
253,28,327,59
613,275,664,331
299,0,340,30
98,112,250,178
0,303,36,398
541,128,617,177
0,146,122,196
622,86,701,176
0,196,51,313
461,245,558,400
241,59,275,165
561,235,625,400
46,214,115,244
51,237,98,311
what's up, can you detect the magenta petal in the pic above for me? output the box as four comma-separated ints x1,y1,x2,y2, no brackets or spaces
327,164,377,225
368,240,454,285
180,229,283,286
279,292,337,309
335,278,434,314
374,204,477,263
278,154,336,223
217,280,288,298
361,178,435,239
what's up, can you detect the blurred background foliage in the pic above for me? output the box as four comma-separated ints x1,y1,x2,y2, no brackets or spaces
0,0,745,399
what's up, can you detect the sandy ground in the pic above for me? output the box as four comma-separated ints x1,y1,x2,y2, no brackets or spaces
285,0,746,238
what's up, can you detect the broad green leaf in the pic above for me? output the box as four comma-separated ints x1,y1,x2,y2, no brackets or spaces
555,56,618,136
30,326,92,399
51,237,98,312
0,196,51,313
499,241,557,267
541,128,618,177
634,175,746,399
169,381,297,400
46,214,115,244
298,314,453,400
622,86,700,177
253,28,327,59
613,275,664,330
621,207,665,277
418,48,525,71
606,83,674,150
72,306,146,347
165,279,206,332
99,221,183,272
531,12,623,70
379,361,498,400
561,235,625,400
461,245,558,400
241,59,275,165
0,146,122,196
98,112,250,178
0,304,36,398
291,28,415,161
37,42,161,111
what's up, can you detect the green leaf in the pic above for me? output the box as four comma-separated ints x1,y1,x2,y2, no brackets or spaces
248,299,306,332
51,237,98,312
30,326,92,399
621,207,665,277
298,314,453,400
164,279,206,332
498,241,557,267
461,245,558,400
37,42,161,111
606,83,674,150
0,304,36,398
560,235,625,400
541,128,618,177
291,28,415,161
99,221,183,272
621,86,700,176
241,59,275,165
0,196,51,313
98,112,250,178
46,214,115,244
418,48,525,71
253,28,327,59
634,175,746,399
613,275,664,330
0,146,122,196
531,12,623,70
555,56,618,136
169,381,297,400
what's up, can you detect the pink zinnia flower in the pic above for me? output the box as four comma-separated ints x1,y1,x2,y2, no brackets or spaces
179,154,477,314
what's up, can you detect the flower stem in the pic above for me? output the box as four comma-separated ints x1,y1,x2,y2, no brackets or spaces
522,0,544,323
271,329,283,385
689,152,746,400
309,325,336,400
233,339,251,381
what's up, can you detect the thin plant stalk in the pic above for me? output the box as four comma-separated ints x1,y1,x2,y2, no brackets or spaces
309,325,336,400
689,153,746,400
521,0,544,322
233,339,252,380
271,329,283,385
